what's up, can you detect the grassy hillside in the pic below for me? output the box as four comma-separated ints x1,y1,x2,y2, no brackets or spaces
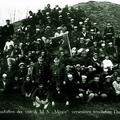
14,1,120,34
73,1,120,33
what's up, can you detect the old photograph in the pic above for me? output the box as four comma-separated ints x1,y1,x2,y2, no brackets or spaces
0,0,120,119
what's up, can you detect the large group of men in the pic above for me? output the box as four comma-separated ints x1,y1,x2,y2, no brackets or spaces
0,4,120,109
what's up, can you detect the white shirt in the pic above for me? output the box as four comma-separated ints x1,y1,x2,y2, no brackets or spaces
102,59,113,70
4,40,14,51
54,31,63,38
112,81,120,94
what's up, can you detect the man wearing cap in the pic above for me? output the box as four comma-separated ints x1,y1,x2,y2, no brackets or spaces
74,64,82,85
115,33,120,60
2,19,14,40
106,42,116,59
44,26,54,39
34,38,45,51
78,21,83,32
102,56,113,71
51,27,64,51
45,4,52,13
32,83,49,109
76,75,88,101
84,38,93,48
32,56,48,87
89,29,96,41
90,42,99,55
4,37,14,52
86,65,96,81
88,76,102,101
63,73,77,106
17,62,27,91
49,56,65,107
98,42,107,61
101,75,115,101
21,75,33,98
80,27,89,39
51,56,64,87
54,27,63,38
66,18,76,32
89,53,101,74
70,26,80,47
91,22,99,33
0,74,8,92
104,23,114,44
94,31,103,43
112,76,120,97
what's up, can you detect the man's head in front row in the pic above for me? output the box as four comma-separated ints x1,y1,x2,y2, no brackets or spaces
116,76,120,83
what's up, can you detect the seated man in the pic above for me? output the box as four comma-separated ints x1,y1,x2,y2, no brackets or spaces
76,75,94,103
112,76,120,96
32,84,49,110
102,56,113,71
101,76,115,101
0,74,8,92
88,75,103,101
21,76,33,98
62,74,77,106
4,37,14,52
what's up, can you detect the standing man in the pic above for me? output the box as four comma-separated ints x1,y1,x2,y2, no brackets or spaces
2,19,14,40
2,20,14,51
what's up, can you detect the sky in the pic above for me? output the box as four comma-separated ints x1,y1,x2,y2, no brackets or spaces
0,0,120,26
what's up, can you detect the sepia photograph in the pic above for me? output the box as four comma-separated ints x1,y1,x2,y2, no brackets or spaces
0,0,120,119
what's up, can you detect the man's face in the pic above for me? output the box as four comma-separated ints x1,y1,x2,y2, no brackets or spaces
28,52,32,56
117,77,120,83
94,77,100,82
39,84,43,89
38,57,43,64
41,51,45,56
85,39,90,43
14,45,18,49
6,20,10,25
82,28,86,32
80,38,84,44
105,56,109,60
109,43,113,47
81,78,86,83
68,76,73,81
60,51,64,56
74,28,77,31
97,31,100,35
20,65,24,69
47,4,50,8
81,66,85,71
26,77,30,82
76,66,81,71
54,58,60,65
107,23,111,28
93,55,98,59
2,77,7,82
93,42,97,46
106,78,111,83
66,65,71,72
15,76,18,81
88,67,93,72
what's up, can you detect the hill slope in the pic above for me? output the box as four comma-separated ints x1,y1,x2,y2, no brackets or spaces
73,1,120,33
14,1,120,34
